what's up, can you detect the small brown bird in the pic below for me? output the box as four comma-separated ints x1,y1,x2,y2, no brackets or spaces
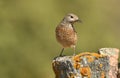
55,13,81,56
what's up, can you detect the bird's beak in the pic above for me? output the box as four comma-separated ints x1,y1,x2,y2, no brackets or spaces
77,19,82,23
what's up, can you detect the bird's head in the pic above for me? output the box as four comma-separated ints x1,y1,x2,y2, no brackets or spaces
63,13,82,24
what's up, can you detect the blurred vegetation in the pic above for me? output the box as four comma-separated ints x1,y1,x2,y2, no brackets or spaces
0,0,120,78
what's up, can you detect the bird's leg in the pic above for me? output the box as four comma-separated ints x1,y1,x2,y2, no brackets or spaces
73,47,76,56
59,48,64,56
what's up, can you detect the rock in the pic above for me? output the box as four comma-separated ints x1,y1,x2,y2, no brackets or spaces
52,52,109,78
52,48,119,78
99,48,119,78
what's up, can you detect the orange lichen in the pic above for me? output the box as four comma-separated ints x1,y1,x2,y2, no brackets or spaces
99,64,103,68
101,72,105,78
73,63,80,69
91,53,103,58
73,55,81,62
80,66,91,78
86,56,94,62
73,52,105,63
73,54,81,69
76,52,104,59
72,52,107,78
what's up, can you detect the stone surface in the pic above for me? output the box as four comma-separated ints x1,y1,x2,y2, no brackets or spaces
99,48,119,78
52,48,120,78
52,52,109,78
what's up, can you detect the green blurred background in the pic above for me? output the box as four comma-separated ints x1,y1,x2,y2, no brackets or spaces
0,0,120,78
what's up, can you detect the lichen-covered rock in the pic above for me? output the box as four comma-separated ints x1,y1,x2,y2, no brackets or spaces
52,56,78,78
74,52,110,78
99,48,119,78
52,48,119,78
52,52,109,78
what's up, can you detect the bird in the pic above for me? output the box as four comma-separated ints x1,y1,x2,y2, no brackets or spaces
55,13,81,56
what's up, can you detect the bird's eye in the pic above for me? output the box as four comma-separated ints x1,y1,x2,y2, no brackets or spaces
70,16,73,18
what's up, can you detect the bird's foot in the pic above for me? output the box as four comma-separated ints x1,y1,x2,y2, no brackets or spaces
73,53,76,56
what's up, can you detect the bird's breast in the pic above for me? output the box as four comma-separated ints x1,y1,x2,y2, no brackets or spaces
56,25,77,47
